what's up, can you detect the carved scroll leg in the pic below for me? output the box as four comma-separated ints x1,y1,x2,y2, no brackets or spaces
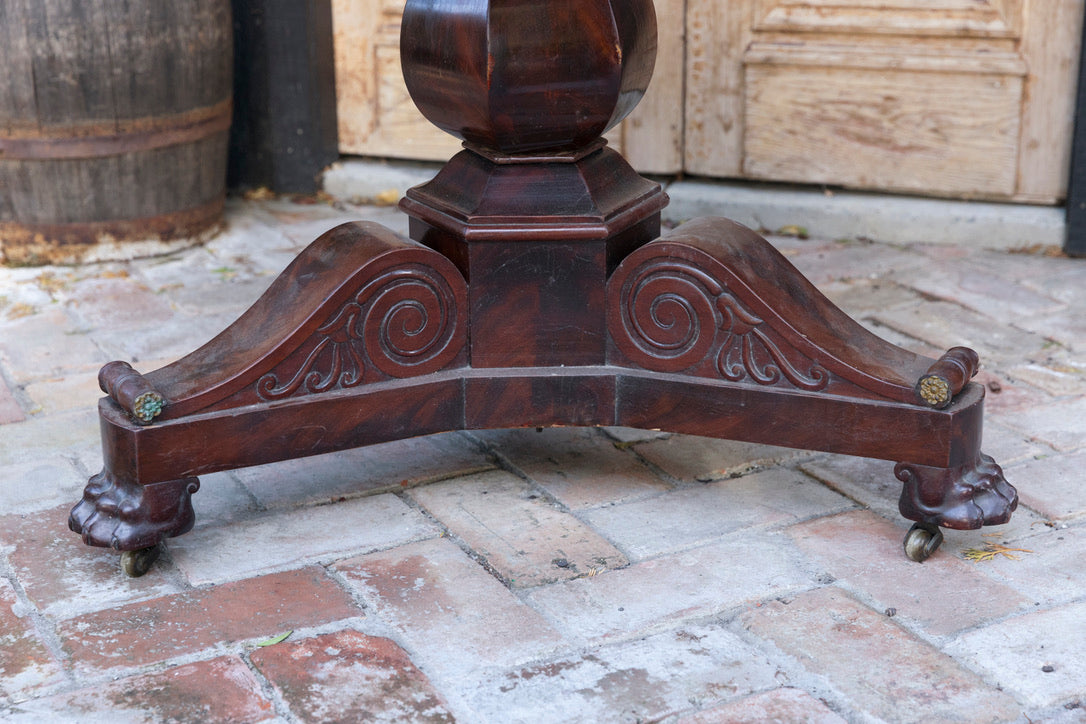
895,453,1018,561
69,472,200,558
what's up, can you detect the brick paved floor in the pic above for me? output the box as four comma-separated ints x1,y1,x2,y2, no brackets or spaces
1,197,1084,723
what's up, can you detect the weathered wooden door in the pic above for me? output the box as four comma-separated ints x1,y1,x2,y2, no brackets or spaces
333,0,1083,203
687,0,1084,202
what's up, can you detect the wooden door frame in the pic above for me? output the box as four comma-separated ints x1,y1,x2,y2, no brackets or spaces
1065,13,1086,256
228,0,339,194
228,0,1086,255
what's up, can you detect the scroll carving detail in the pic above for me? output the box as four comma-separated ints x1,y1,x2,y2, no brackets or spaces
714,292,829,390
611,255,829,390
258,262,463,400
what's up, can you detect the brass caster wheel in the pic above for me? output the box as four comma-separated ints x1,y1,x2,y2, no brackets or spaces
903,523,943,563
121,545,161,578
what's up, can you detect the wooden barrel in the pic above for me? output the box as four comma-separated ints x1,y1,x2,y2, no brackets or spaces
0,1,233,265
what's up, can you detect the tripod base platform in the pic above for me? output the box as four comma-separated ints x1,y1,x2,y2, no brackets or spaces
69,215,1016,574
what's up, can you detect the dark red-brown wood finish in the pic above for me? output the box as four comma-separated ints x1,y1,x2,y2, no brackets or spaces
70,0,1016,574
400,0,656,154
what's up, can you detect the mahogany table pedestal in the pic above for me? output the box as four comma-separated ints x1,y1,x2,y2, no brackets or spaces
69,0,1017,576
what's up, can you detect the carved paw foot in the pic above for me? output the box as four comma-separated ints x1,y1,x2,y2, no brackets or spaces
895,453,1017,530
69,472,200,550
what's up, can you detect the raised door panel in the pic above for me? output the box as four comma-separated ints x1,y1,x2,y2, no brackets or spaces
754,0,1023,37
686,0,1083,202
332,0,460,160
741,43,1026,197
685,0,757,178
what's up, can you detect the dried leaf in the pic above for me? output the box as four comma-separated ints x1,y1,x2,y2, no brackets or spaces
776,224,809,239
7,302,36,319
36,272,70,295
242,186,276,201
962,543,1033,563
212,266,238,281
256,630,293,647
375,189,401,206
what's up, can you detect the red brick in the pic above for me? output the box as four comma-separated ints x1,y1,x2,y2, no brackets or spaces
786,243,923,287
525,532,815,641
972,370,1042,417
0,308,107,383
982,420,1047,466
0,376,24,424
0,578,64,699
250,629,454,723
741,587,1020,723
787,510,1031,636
631,435,805,483
895,262,1065,322
945,601,1086,710
408,470,627,587
0,505,184,618
1014,308,1086,350
334,538,564,675
820,278,925,319
1005,361,1086,398
56,567,359,671
581,468,851,562
13,656,275,722
233,432,494,509
0,408,100,469
475,427,671,509
471,623,780,721
1007,449,1086,520
799,454,904,521
965,524,1086,607
873,300,1048,363
677,688,848,724
23,371,102,416
170,493,437,586
64,276,174,330
912,242,974,262
1008,253,1086,305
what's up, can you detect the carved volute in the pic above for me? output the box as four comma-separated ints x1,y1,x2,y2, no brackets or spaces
400,0,658,155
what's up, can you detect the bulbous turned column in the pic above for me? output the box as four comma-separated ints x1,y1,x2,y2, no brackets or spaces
400,0,658,155
398,0,669,369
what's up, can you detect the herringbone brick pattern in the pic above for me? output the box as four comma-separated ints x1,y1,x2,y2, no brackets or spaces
2,198,1083,722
